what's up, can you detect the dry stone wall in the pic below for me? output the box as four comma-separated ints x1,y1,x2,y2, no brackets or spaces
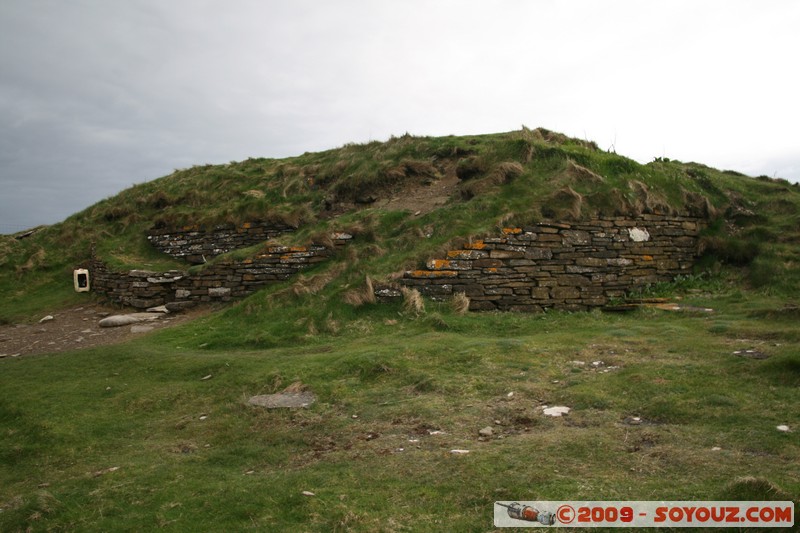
394,215,704,312
147,221,294,264
89,215,704,313
89,234,352,309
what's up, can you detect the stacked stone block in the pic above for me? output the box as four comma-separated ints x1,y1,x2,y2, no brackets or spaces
398,215,703,312
147,221,294,264
90,234,352,309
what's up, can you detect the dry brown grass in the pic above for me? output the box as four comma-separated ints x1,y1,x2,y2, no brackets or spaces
308,231,336,249
628,180,672,215
541,186,584,220
525,127,599,150
269,205,314,228
340,215,378,242
451,292,470,315
401,287,425,315
383,159,440,183
493,161,524,182
383,167,407,181
243,189,266,199
290,263,347,297
282,381,308,393
401,159,440,179
563,160,605,184
281,175,310,198
16,247,46,274
683,189,718,218
460,161,524,200
342,275,377,307
0,236,15,263
324,312,340,334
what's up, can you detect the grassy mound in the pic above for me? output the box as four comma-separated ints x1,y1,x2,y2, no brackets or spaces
2,127,799,325
1,128,799,530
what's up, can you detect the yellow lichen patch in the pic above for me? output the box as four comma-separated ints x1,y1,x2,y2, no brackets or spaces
243,258,254,264
464,240,486,250
502,227,522,235
407,270,459,278
289,246,308,252
241,222,252,229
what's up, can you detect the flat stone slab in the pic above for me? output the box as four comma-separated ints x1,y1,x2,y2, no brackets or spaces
248,392,316,409
542,405,571,417
165,301,197,312
99,313,163,328
733,349,769,360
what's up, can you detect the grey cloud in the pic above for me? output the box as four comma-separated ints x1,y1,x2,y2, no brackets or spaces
1,0,798,230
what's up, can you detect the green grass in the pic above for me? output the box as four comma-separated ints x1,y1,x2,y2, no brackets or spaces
1,291,798,531
2,128,800,529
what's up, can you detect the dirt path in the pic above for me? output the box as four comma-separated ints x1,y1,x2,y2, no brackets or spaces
0,304,207,358
374,171,461,215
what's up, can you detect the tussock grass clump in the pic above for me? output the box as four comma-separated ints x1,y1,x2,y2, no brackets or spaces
0,236,16,265
460,161,524,200
401,287,425,315
700,235,760,266
451,292,470,315
719,477,794,502
16,247,46,274
542,186,584,220
627,180,673,215
562,160,605,184
388,159,441,181
492,161,524,182
243,189,266,199
289,264,347,297
342,275,377,307
455,156,487,181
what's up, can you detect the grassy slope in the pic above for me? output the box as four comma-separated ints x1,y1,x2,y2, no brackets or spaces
3,127,799,325
1,128,799,530
1,294,798,531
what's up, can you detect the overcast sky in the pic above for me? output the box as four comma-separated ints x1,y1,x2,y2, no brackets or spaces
1,0,798,231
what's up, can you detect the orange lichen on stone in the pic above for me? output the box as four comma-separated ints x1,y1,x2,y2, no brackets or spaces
642,255,654,261
289,246,308,252
428,259,452,270
486,267,498,273
447,249,484,259
407,270,459,278
243,258,254,264
464,240,486,250
241,222,252,229
502,228,523,235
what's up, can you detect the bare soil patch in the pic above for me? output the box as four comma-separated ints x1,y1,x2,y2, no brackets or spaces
0,304,207,358
373,171,461,215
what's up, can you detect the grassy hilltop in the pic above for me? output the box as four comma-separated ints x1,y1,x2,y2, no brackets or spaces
3,127,799,323
1,128,799,531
